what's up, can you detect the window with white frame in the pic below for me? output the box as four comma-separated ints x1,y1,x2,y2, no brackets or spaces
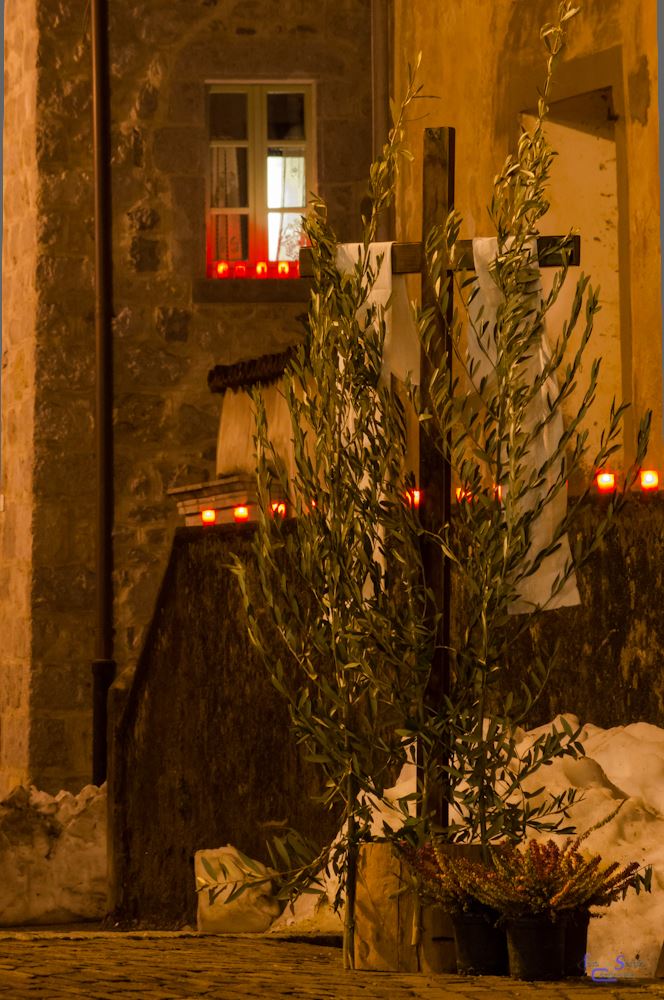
207,84,314,274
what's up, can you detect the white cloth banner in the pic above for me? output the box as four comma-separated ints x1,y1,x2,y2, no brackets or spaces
336,242,420,386
336,242,421,588
468,237,580,613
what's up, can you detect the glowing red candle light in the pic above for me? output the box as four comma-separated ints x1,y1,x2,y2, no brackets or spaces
256,261,268,277
270,501,287,517
277,261,290,277
200,508,217,524
406,488,421,508
640,469,659,492
233,505,250,522
596,471,616,493
234,263,247,278
215,261,230,278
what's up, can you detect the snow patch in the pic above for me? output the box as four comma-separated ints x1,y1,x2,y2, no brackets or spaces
0,783,106,925
265,718,664,974
195,846,281,933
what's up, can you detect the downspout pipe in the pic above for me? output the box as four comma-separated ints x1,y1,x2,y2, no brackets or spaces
91,0,115,786
370,0,393,241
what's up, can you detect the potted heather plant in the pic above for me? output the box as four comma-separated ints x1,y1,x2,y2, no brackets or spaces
402,826,651,981
463,836,651,981
399,840,508,976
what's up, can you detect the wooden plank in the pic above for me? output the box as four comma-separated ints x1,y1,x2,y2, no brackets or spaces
450,233,581,270
208,348,295,393
299,233,580,276
392,242,422,274
419,127,455,831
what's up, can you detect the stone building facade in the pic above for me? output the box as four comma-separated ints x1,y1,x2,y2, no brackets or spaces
1,0,380,794
0,0,661,801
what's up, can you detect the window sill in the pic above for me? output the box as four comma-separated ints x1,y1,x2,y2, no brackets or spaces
193,278,312,304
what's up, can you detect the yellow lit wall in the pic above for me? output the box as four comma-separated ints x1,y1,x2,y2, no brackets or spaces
394,0,661,472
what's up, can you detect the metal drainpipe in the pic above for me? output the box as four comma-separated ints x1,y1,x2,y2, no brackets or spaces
90,0,115,786
370,0,394,241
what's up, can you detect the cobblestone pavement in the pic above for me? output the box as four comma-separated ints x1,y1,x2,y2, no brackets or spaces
0,931,662,1000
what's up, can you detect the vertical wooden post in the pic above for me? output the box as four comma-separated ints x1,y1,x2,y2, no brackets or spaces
419,127,455,829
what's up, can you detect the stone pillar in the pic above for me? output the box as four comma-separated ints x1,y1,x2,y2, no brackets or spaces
0,0,95,795
0,0,40,793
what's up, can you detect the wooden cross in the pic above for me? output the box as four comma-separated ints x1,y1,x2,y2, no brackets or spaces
416,128,580,828
300,126,581,830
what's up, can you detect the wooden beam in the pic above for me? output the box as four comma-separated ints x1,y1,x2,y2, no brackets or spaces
299,233,581,277
419,126,455,831
208,348,295,394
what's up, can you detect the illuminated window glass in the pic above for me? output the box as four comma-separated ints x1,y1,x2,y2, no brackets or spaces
207,84,314,273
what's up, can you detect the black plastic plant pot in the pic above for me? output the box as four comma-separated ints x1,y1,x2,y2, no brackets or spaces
506,915,566,981
451,911,509,976
563,909,590,978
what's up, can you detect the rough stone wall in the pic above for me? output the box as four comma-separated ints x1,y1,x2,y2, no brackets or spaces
0,0,373,793
112,499,664,927
0,0,40,794
107,0,373,689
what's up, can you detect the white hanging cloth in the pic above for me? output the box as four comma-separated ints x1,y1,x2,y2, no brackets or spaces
335,242,421,591
468,237,580,614
336,242,420,387
336,242,420,481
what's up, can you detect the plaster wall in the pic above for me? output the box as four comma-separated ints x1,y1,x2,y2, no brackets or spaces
394,0,661,471
522,91,622,461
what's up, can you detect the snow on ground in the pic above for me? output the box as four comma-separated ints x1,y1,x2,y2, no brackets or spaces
0,783,106,924
265,718,664,975
196,846,281,932
514,716,664,976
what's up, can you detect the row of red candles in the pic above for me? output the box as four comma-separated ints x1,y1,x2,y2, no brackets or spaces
212,260,300,279
198,472,660,525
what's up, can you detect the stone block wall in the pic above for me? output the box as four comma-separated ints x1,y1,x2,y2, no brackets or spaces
108,0,373,689
0,0,374,793
29,0,97,794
